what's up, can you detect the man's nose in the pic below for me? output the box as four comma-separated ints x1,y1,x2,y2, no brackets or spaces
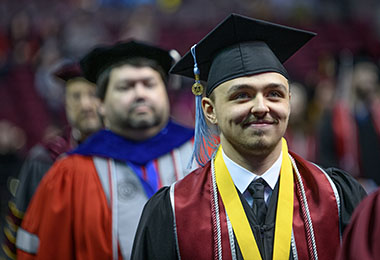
79,94,95,110
134,83,148,99
250,95,269,116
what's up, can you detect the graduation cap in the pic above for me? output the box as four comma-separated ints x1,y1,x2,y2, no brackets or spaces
54,62,83,82
80,40,174,84
172,13,316,167
170,13,316,96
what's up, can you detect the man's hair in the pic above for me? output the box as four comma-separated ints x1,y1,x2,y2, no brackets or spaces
66,77,96,87
96,57,168,100
208,90,215,101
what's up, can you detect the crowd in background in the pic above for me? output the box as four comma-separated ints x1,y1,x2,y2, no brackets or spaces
1,0,380,223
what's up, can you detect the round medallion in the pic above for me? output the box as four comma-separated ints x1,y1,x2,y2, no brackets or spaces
192,82,204,96
118,180,138,201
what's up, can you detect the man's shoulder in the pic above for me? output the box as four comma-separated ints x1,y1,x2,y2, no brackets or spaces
144,164,210,209
55,153,94,163
176,163,210,186
46,154,96,178
163,120,194,146
291,151,352,180
26,144,52,162
141,186,172,220
318,165,363,188
314,164,367,201
291,151,367,197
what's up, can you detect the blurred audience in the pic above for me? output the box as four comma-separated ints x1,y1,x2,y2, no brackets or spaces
318,55,380,193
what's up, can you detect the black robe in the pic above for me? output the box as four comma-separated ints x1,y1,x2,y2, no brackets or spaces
131,166,366,260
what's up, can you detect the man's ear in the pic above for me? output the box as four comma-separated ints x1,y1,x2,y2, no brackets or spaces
201,97,217,125
98,103,106,118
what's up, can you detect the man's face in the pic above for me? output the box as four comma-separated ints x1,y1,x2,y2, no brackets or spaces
101,65,170,139
65,79,102,136
352,62,379,98
202,72,290,157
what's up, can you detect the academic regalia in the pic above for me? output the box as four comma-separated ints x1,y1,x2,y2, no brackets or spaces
131,151,366,260
16,121,194,260
336,188,380,260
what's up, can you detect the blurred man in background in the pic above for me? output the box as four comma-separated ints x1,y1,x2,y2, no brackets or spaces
0,61,102,260
16,40,194,259
318,58,380,193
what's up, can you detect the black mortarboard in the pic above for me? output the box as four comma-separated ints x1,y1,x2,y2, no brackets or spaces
170,13,316,96
54,62,83,82
80,40,174,84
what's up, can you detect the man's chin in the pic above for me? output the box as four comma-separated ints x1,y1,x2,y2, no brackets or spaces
243,137,279,155
127,120,158,130
126,114,163,128
77,121,101,134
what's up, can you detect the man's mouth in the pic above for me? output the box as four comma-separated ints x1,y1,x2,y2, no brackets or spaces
80,111,98,120
130,103,153,114
242,119,277,128
134,106,151,113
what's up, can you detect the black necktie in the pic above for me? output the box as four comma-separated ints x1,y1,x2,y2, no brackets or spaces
248,178,267,225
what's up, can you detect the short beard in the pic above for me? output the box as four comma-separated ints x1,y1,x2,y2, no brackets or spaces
122,113,162,130
238,134,281,158
79,123,101,136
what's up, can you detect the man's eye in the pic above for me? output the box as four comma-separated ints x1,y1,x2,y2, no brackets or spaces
71,93,81,100
89,92,97,98
144,81,156,88
233,92,250,100
267,91,282,98
115,85,130,90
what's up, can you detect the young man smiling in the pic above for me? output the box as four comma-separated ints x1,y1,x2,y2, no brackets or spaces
132,14,366,260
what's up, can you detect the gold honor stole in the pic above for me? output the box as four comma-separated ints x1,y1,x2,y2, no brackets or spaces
215,138,293,259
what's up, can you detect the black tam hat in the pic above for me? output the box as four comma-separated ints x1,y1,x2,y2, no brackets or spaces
170,13,316,96
54,62,83,82
80,40,174,84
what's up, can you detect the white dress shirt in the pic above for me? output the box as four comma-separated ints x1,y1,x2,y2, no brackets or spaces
222,149,282,207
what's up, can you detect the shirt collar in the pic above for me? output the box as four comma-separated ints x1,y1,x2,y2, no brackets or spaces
222,148,282,194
